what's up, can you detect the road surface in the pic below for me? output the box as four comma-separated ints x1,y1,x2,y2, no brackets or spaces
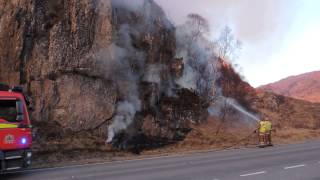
3,141,320,180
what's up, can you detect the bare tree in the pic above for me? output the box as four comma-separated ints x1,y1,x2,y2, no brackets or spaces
176,14,221,103
215,100,229,134
186,13,210,41
215,26,242,60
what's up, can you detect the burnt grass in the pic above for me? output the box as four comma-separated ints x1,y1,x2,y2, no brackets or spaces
111,127,192,154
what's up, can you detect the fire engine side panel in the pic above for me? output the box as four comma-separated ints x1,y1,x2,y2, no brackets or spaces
0,128,32,150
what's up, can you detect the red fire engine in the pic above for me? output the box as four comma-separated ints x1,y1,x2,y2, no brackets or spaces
0,84,32,173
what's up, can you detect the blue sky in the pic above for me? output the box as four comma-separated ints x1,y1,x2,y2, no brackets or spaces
155,0,320,87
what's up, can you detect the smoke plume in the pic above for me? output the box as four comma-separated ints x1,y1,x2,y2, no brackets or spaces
101,0,260,143
102,0,175,143
173,9,259,123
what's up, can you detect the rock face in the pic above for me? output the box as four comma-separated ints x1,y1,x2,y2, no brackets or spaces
0,0,115,134
0,0,207,144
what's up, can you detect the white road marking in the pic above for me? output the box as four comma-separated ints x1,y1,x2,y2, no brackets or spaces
284,164,306,170
5,149,229,174
240,171,266,177
6,155,188,174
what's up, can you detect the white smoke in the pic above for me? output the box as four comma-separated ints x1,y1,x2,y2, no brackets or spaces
143,64,162,85
111,0,144,12
103,46,143,143
176,65,197,90
103,0,259,144
174,13,259,123
97,25,145,143
107,101,139,143
174,13,220,100
103,0,175,143
98,41,143,143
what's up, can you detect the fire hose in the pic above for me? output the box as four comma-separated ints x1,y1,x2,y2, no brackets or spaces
223,129,258,149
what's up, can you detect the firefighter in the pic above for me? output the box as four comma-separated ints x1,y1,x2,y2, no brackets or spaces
257,119,267,147
265,119,273,146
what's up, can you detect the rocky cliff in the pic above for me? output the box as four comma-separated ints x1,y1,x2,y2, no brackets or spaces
0,0,116,135
0,0,209,150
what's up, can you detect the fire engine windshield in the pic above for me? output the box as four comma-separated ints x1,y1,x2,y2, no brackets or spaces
0,99,23,123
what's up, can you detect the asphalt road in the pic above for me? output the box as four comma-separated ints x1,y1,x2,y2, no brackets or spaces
3,141,320,180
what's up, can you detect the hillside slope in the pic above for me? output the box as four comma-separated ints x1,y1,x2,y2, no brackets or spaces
259,71,320,103
1,0,320,165
218,62,320,132
179,64,320,151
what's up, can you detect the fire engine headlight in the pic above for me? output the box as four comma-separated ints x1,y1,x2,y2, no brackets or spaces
21,137,27,145
27,152,32,158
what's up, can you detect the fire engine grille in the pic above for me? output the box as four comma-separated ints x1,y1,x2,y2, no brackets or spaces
0,150,30,172
4,150,24,159
5,159,23,170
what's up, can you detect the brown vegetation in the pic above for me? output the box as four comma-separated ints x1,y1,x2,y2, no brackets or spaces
259,71,320,103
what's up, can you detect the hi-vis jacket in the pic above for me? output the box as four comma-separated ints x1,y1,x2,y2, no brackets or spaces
259,120,272,133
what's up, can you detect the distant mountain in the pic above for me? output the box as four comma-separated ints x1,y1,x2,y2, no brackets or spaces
258,71,320,103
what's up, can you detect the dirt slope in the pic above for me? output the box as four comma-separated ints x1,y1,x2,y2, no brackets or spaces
259,71,320,103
